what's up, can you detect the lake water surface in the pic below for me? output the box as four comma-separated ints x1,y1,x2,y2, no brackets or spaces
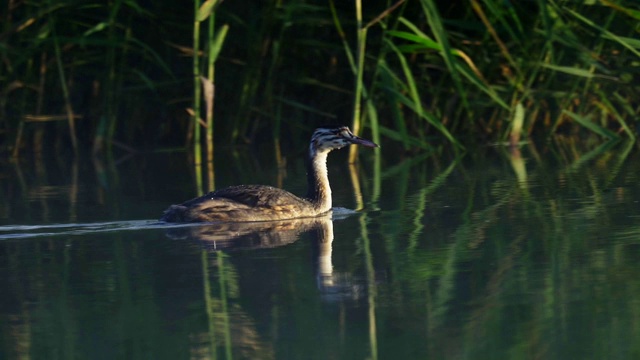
2,139,640,359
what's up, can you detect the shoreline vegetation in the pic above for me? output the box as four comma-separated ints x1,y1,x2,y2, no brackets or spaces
1,0,638,159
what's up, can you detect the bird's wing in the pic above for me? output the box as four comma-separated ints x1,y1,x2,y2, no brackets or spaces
191,185,308,208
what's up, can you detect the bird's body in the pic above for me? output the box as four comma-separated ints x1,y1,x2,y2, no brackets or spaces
161,185,319,222
160,126,378,223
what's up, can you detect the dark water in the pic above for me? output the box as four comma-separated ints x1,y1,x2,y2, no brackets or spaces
2,139,640,359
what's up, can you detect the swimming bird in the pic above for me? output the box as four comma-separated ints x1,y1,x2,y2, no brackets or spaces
160,125,379,222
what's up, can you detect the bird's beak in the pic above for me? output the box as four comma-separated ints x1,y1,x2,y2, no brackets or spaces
349,134,379,148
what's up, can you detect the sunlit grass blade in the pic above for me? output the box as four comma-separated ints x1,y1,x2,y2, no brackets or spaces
539,63,615,79
381,44,462,149
390,28,489,80
605,35,640,50
419,0,468,109
208,24,229,64
387,29,440,50
600,0,640,20
389,18,508,109
197,0,220,21
509,101,525,146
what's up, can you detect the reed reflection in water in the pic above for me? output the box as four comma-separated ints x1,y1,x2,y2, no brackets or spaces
2,139,640,359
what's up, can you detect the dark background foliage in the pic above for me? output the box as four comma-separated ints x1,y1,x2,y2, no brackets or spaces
1,0,639,156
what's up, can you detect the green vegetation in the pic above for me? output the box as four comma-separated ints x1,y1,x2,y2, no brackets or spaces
1,0,638,157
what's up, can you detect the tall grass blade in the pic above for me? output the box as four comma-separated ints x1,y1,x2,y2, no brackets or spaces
328,0,356,74
197,0,220,21
605,36,640,50
509,101,525,146
217,252,233,360
562,110,619,139
470,0,518,71
391,18,508,109
348,0,367,164
201,250,217,359
127,37,175,77
378,62,410,149
565,8,640,58
613,92,637,118
47,9,78,155
387,29,440,50
357,213,379,360
205,8,228,191
382,44,463,149
208,24,229,65
482,0,524,41
601,0,640,20
193,0,203,194
365,98,381,152
419,0,468,109
540,63,598,78
386,40,423,115
594,89,635,140
378,126,429,149
453,62,509,109
385,86,462,148
201,76,214,134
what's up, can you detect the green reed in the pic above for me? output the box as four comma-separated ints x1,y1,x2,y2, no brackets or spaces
48,4,78,155
193,0,202,171
1,0,176,156
217,252,234,360
358,212,379,360
1,0,638,157
194,0,228,192
349,0,367,163
329,0,404,162
201,250,216,358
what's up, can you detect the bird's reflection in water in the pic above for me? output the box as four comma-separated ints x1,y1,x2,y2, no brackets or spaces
164,212,363,301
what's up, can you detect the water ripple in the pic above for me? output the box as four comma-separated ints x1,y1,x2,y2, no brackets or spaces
0,220,169,240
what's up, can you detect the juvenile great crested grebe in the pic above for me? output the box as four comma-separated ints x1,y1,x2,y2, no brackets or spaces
160,126,379,223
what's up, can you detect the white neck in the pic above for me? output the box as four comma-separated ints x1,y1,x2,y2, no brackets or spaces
306,148,332,213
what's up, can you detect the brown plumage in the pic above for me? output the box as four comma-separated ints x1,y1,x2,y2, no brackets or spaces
160,126,378,223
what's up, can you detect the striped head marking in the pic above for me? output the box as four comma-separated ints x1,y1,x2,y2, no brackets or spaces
310,126,379,155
